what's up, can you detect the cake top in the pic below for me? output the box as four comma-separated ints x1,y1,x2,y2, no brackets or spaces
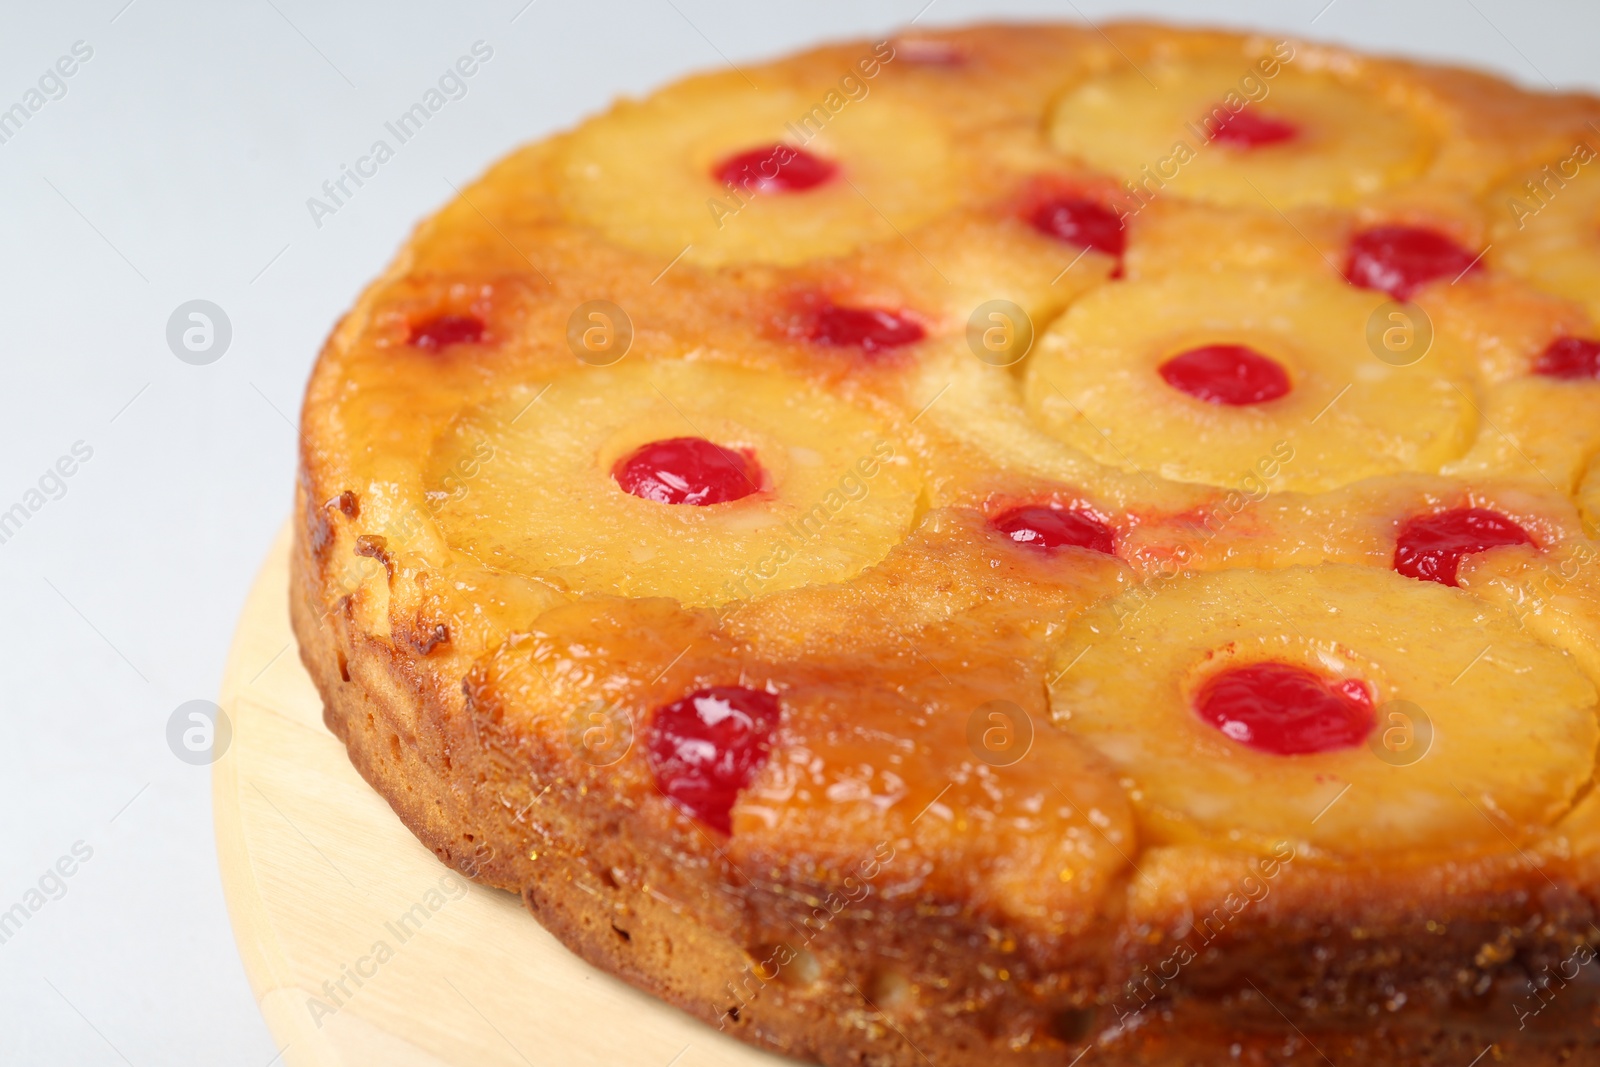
299,22,1600,937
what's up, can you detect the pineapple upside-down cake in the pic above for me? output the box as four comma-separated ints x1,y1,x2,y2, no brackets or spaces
292,22,1600,1066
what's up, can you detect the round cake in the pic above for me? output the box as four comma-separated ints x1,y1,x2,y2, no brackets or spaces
291,22,1600,1066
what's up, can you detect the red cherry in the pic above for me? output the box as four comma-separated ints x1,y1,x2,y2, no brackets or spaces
894,38,967,66
1393,507,1534,586
1159,345,1291,406
1028,197,1126,260
1534,337,1600,380
409,314,485,350
993,505,1116,555
1209,107,1298,148
1344,226,1482,300
613,437,760,506
712,144,837,194
647,686,782,834
806,304,925,354
1195,663,1373,756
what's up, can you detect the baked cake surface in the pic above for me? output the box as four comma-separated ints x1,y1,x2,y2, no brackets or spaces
290,22,1600,1065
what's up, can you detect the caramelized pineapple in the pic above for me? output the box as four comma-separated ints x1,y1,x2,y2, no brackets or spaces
1049,564,1597,854
1457,528,1600,681
553,71,962,266
1491,152,1600,324
1442,377,1600,491
1048,55,1436,208
1023,273,1477,492
1119,198,1337,281
904,346,1183,511
424,359,922,607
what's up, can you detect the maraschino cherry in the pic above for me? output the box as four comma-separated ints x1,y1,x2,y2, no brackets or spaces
613,437,760,505
647,686,782,834
805,304,925,354
1028,197,1126,261
1345,226,1482,300
713,145,837,194
893,37,967,66
993,505,1116,555
1159,345,1291,405
1534,337,1600,380
1209,107,1297,147
1195,663,1373,755
409,313,485,350
1393,508,1533,586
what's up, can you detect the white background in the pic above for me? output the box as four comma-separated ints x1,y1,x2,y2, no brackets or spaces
0,1,1595,1063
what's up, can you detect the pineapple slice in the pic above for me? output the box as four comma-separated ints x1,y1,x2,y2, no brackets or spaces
903,345,1206,514
1022,272,1478,492
1048,56,1436,209
1112,470,1586,590
1457,526,1600,682
1120,198,1338,282
848,202,1113,332
424,359,922,607
1441,377,1600,492
1049,564,1598,855
1418,273,1592,385
553,71,962,266
1490,149,1600,324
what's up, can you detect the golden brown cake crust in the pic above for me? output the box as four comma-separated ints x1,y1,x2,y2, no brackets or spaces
292,21,1600,1065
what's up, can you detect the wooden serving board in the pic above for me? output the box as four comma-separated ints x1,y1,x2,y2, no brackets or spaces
214,524,794,1067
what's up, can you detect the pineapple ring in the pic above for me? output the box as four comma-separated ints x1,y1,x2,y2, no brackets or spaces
1048,57,1436,208
553,72,963,266
903,347,1207,514
1491,161,1600,325
423,359,923,607
1049,564,1598,854
1442,377,1600,492
1022,272,1478,492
